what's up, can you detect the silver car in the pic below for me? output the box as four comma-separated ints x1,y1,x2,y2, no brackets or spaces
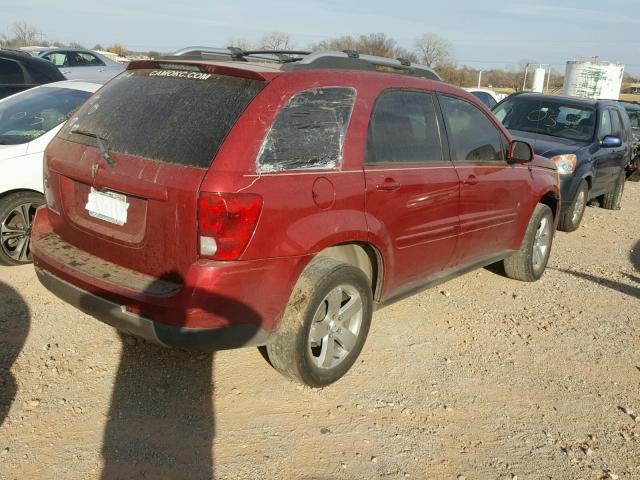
36,48,125,83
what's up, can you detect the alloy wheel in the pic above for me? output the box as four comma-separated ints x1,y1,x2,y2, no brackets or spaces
571,189,586,224
308,284,363,370
532,214,552,275
0,202,38,263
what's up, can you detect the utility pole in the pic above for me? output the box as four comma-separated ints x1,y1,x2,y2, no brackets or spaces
477,70,482,88
522,64,530,91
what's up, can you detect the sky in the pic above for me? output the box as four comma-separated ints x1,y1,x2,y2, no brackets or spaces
2,0,639,75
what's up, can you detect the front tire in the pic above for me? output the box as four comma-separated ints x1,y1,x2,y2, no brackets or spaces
264,257,373,387
0,191,44,266
558,180,587,232
601,171,625,210
503,203,554,282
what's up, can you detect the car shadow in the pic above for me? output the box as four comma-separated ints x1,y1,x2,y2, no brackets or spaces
0,279,30,426
553,240,640,300
78,271,262,480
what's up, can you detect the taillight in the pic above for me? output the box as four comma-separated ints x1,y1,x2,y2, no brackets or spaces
198,192,263,260
43,166,60,215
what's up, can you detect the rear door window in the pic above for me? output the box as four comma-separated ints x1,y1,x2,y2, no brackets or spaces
43,52,68,67
257,87,356,172
439,95,505,162
70,52,105,67
365,90,443,164
627,109,640,128
60,68,265,168
0,58,26,84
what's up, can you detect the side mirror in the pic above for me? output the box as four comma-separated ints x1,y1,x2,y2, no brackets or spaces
600,135,622,148
508,140,533,163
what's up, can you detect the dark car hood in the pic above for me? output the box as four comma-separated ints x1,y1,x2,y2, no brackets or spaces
510,130,590,157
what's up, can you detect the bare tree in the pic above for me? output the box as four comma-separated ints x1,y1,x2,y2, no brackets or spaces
311,33,397,57
92,43,105,51
413,33,453,68
11,21,40,47
356,33,396,57
311,35,359,53
107,43,128,57
259,31,293,50
393,47,418,63
508,59,537,91
69,41,85,49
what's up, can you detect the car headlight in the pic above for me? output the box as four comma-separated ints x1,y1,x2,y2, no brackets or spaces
551,154,577,175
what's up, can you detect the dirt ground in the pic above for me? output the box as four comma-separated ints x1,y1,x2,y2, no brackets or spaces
1,183,639,480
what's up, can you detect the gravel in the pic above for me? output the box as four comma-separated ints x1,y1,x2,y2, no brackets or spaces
0,182,639,479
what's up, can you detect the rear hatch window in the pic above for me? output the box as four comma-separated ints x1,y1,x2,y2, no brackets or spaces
59,68,265,168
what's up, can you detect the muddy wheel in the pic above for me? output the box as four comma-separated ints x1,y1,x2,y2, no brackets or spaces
558,180,587,232
0,191,44,266
601,171,625,210
264,257,373,387
503,203,554,282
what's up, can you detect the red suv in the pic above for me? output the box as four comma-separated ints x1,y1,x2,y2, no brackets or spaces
31,51,559,387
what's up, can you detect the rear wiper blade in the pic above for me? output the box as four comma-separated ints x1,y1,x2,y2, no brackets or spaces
70,128,116,169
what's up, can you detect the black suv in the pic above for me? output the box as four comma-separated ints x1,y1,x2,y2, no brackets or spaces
493,93,632,231
619,100,640,180
0,48,65,100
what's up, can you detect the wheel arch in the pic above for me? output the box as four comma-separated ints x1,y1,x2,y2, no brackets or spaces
0,188,44,201
314,242,384,302
538,190,559,219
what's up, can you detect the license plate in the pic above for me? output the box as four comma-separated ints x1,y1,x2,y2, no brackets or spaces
85,188,129,226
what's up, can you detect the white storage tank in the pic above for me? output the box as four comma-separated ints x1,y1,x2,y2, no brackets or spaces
562,60,624,100
531,67,546,93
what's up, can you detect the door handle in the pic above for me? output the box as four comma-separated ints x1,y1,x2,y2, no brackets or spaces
376,178,401,191
464,174,479,186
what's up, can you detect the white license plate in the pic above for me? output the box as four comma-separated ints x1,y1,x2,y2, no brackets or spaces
85,188,130,226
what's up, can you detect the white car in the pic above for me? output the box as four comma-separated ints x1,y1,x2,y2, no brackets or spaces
463,88,507,109
0,80,101,265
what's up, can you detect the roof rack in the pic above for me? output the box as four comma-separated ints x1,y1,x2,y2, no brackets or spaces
161,47,442,81
280,51,442,81
161,46,310,63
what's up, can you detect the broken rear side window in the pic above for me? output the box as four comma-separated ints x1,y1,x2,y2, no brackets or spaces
60,69,265,168
257,87,356,172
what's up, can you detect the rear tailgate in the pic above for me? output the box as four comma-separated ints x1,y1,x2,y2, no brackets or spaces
43,66,266,281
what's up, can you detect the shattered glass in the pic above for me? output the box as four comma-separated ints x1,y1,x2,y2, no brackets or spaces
257,87,356,172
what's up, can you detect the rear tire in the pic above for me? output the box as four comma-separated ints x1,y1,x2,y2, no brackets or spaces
264,257,373,387
0,191,44,266
558,180,587,232
601,171,625,210
503,203,554,282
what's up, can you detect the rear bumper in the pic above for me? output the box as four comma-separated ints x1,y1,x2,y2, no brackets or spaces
32,207,310,349
36,268,270,350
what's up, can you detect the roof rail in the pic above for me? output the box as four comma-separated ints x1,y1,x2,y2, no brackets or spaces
280,50,442,81
161,46,310,63
161,46,442,81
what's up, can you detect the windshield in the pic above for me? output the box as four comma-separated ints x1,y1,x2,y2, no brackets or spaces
493,97,596,142
0,86,91,145
60,68,265,168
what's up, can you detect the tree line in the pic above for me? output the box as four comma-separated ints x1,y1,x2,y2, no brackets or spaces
2,22,638,88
